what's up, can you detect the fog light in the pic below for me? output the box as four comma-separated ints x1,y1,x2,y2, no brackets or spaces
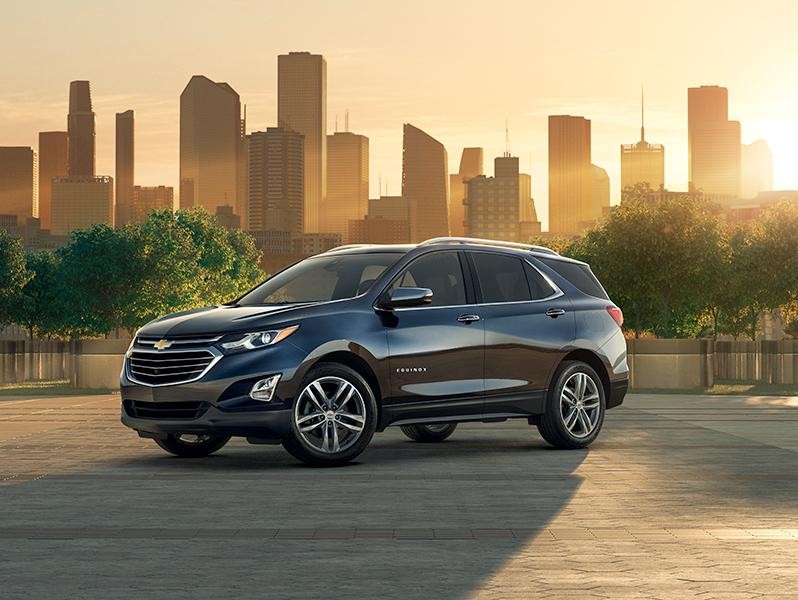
250,374,281,402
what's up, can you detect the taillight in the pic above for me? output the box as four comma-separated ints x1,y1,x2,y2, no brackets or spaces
606,306,623,328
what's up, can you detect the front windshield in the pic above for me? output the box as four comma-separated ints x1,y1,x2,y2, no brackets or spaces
236,252,404,306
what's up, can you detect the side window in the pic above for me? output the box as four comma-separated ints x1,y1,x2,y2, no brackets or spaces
389,251,467,307
524,262,557,300
471,253,531,303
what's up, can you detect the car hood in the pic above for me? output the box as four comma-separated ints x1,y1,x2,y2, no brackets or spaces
137,303,315,337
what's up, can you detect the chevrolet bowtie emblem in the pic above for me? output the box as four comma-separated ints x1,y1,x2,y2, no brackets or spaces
153,339,173,350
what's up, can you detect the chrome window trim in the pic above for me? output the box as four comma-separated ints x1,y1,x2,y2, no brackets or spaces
125,346,223,388
389,256,564,311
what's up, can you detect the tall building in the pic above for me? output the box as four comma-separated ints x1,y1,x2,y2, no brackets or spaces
464,155,540,242
37,131,68,230
51,176,113,235
548,115,592,234
325,131,368,241
180,75,246,222
115,110,135,226
0,147,38,224
592,164,610,219
449,147,484,237
402,124,449,242
741,140,773,198
278,52,326,233
247,128,304,236
348,195,410,244
688,86,741,196
67,81,95,177
130,185,174,224
620,91,664,198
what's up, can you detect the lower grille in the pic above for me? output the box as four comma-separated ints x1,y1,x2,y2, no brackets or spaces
124,400,209,420
127,348,218,386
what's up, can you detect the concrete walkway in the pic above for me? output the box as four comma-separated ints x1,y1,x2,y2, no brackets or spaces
1,393,796,599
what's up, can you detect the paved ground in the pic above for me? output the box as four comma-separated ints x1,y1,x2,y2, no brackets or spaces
1,392,797,599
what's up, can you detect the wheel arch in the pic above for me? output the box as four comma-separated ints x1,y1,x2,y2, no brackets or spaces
553,349,611,400
310,351,383,410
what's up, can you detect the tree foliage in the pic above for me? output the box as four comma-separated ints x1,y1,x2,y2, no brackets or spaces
0,230,30,327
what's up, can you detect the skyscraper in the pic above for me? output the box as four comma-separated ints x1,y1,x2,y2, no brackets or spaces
449,148,484,237
67,81,95,177
592,164,610,219
180,75,246,221
620,91,664,198
247,128,304,236
51,176,113,235
348,195,410,244
548,115,592,234
130,185,174,224
741,140,773,198
464,155,540,242
278,52,326,233
325,131,368,242
37,131,68,230
688,86,741,196
115,110,135,226
0,147,38,224
402,124,449,242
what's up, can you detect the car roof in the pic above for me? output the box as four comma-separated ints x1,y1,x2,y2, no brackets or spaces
322,237,586,263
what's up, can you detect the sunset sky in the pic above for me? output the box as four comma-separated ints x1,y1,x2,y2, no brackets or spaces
2,0,797,228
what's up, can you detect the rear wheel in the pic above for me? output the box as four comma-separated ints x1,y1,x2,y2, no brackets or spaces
282,364,377,467
154,433,230,458
400,423,457,442
537,361,605,449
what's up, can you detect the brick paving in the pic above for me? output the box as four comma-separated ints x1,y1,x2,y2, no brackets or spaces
1,392,796,599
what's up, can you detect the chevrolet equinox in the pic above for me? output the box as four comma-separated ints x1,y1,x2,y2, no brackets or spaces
121,237,628,466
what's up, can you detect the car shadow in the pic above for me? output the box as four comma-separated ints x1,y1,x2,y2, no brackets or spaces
1,422,587,599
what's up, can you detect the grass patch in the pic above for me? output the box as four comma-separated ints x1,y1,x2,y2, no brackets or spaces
633,379,798,396
0,379,117,398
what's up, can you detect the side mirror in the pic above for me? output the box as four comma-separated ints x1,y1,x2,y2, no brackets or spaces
379,287,433,310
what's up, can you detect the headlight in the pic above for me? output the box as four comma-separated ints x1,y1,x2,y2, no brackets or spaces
220,325,300,351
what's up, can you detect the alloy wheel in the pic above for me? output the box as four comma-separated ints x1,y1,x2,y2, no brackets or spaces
559,372,601,438
294,376,367,453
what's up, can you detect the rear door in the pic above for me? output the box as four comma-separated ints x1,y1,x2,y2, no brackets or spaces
466,251,575,417
382,250,485,424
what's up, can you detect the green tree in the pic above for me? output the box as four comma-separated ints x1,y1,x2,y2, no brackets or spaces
56,224,148,337
564,193,724,338
0,230,31,327
134,209,263,322
11,251,64,338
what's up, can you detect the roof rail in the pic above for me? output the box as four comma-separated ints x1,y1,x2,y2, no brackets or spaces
325,244,376,253
419,237,559,256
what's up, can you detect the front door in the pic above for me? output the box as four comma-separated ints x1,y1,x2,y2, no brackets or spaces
467,251,575,417
381,250,485,424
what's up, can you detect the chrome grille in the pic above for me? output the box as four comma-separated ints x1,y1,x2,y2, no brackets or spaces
126,347,220,386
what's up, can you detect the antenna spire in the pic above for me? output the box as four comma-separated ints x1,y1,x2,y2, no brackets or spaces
640,85,645,142
504,119,511,157
335,113,338,133
345,108,350,132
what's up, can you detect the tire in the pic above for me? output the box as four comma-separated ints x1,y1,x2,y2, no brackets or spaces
400,423,457,442
537,361,606,449
154,433,231,458
282,363,378,467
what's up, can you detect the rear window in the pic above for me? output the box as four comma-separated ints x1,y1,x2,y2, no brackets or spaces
538,257,608,300
471,253,530,303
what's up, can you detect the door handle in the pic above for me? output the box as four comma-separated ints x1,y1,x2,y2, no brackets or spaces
545,308,566,318
457,314,481,324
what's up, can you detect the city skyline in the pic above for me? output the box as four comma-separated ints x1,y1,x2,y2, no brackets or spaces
2,1,796,230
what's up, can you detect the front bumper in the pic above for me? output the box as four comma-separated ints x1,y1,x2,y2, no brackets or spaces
120,341,307,440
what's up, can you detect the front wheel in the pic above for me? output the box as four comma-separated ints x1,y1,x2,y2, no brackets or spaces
282,364,378,467
154,433,231,458
537,361,605,449
400,423,457,442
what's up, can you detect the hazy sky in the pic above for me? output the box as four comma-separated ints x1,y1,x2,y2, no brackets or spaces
2,0,797,228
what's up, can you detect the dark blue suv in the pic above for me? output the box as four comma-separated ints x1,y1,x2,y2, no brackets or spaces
121,237,628,466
